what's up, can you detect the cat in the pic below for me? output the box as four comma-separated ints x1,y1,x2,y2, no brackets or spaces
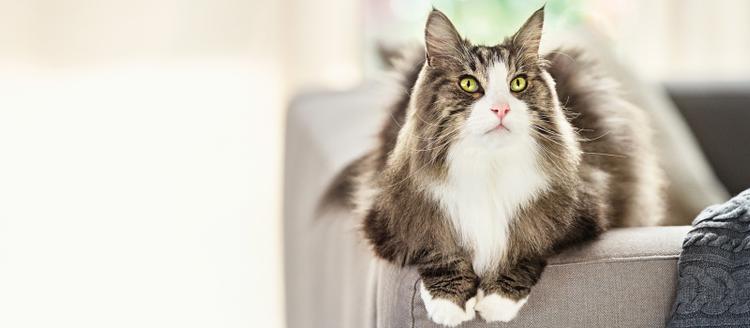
321,6,664,326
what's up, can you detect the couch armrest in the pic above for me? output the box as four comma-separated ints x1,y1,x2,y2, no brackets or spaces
284,86,386,328
374,226,690,328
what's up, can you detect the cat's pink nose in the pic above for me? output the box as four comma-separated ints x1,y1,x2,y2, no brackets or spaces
490,103,510,121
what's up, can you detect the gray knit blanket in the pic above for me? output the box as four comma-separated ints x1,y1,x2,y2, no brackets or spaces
668,189,750,327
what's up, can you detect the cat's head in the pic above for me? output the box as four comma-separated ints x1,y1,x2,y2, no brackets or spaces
403,7,579,173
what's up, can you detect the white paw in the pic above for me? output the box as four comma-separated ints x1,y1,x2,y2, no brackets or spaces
420,282,476,327
474,289,528,323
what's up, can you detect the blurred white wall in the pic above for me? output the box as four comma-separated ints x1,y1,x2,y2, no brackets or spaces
363,0,750,82
591,0,750,81
0,0,356,327
0,0,362,326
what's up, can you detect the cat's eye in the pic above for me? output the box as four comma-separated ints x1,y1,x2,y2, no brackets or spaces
459,77,480,93
510,76,528,92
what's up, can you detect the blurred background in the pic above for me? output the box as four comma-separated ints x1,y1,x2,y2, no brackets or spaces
0,1,748,328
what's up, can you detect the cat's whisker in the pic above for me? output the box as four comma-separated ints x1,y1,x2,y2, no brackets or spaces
412,136,457,153
531,133,566,152
579,131,611,143
582,151,628,158
531,126,566,142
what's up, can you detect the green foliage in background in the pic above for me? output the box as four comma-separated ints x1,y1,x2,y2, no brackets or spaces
373,0,586,45
365,0,587,73
433,0,585,44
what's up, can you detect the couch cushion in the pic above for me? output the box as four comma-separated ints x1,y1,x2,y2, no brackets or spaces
375,226,690,328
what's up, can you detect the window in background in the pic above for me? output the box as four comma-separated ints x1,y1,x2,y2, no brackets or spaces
363,0,750,82
363,0,585,75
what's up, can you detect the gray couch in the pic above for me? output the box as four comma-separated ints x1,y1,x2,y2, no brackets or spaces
666,82,750,196
283,81,742,327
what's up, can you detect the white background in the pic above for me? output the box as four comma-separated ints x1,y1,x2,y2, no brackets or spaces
0,0,361,326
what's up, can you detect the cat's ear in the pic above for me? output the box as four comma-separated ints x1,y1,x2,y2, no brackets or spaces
424,9,464,67
511,6,545,57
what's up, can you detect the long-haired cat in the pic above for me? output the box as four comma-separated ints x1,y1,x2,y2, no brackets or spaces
322,7,664,326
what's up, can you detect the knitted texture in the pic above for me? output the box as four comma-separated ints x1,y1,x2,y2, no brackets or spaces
668,189,750,327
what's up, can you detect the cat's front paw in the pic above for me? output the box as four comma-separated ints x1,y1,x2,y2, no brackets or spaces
474,289,528,323
420,282,476,327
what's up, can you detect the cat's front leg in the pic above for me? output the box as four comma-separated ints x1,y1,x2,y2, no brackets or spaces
416,254,479,327
475,257,546,323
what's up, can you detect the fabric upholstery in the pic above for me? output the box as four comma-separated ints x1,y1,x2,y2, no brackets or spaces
376,227,690,328
283,85,385,328
667,83,750,196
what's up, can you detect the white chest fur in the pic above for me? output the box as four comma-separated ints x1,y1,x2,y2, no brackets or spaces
429,139,548,276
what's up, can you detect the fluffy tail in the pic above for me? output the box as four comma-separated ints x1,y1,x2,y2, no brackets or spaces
316,44,424,217
315,153,370,216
